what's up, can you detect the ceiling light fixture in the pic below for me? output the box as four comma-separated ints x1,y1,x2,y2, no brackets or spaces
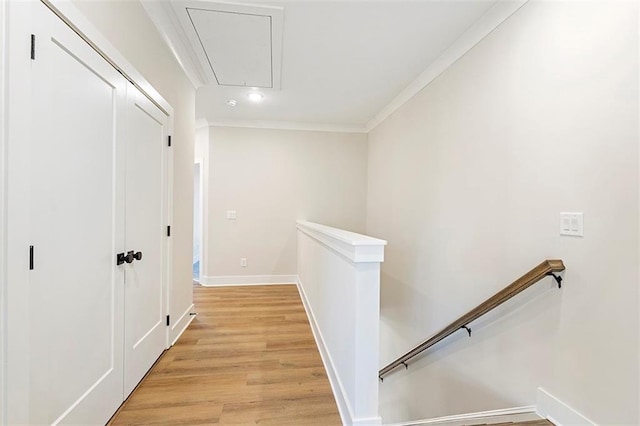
248,92,264,102
226,99,237,107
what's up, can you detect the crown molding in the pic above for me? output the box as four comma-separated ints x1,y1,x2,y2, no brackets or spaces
146,0,528,133
195,118,209,129
206,119,367,134
365,0,529,133
140,0,207,88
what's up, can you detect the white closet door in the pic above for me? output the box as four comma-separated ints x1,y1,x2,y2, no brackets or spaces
28,3,127,425
123,85,169,397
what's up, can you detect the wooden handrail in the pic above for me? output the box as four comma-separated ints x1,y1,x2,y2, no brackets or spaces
379,259,565,378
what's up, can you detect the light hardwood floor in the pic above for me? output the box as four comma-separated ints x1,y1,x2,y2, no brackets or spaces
109,284,341,425
473,421,553,426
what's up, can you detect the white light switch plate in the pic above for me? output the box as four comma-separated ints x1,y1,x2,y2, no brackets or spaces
560,212,583,237
226,210,237,220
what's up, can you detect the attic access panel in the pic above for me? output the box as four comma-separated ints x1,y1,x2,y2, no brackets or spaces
174,1,283,89
188,8,271,87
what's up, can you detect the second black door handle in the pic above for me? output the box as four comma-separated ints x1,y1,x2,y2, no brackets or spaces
125,250,143,263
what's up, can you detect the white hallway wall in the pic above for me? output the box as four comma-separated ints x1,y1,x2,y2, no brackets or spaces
203,126,368,279
367,1,638,424
71,0,196,339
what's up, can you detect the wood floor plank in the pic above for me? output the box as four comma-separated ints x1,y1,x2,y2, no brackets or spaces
109,284,341,425
218,395,341,425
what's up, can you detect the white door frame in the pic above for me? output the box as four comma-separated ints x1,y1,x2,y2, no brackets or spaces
164,102,174,349
193,159,204,283
0,0,8,422
194,124,209,284
636,0,640,412
5,2,35,423
3,0,175,422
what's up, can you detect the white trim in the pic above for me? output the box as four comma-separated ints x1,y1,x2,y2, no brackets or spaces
0,0,7,422
295,276,355,426
353,417,383,426
385,406,538,426
142,85,173,353
42,0,174,118
193,159,204,283
199,275,298,286
297,221,387,263
297,221,387,247
536,388,596,426
51,369,115,426
6,3,35,422
208,119,367,134
365,0,529,132
195,118,209,129
169,303,195,346
140,0,205,88
637,4,640,425
165,114,175,350
197,126,210,281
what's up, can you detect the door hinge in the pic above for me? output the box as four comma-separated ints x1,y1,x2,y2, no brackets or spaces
29,245,34,270
167,225,171,237
30,34,35,60
168,135,172,147
166,315,170,326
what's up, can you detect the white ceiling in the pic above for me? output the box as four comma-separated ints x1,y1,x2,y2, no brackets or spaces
143,1,509,132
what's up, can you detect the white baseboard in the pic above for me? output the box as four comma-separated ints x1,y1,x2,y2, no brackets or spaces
354,416,383,425
296,276,381,426
199,274,298,286
169,303,195,346
386,406,538,426
537,388,596,426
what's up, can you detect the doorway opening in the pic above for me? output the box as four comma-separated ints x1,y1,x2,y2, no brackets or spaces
193,162,202,282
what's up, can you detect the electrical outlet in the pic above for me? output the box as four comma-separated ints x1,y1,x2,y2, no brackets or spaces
240,258,247,267
226,210,237,220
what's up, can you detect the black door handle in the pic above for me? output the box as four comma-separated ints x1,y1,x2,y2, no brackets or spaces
117,251,142,265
